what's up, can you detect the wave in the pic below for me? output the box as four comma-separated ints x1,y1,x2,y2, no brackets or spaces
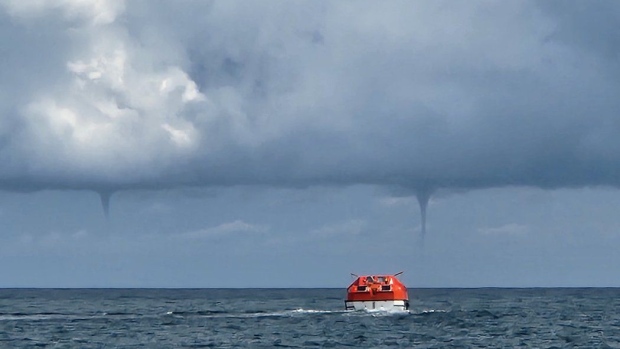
417,309,449,314
1,308,420,322
162,308,345,319
0,313,103,321
290,308,342,314
344,308,412,317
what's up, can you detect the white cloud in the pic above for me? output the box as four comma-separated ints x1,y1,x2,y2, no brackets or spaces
179,220,268,240
5,229,93,252
310,219,366,238
478,223,530,237
0,0,125,24
72,229,89,239
378,197,415,207
12,13,209,180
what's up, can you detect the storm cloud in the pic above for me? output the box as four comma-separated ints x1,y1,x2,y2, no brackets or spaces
1,0,620,202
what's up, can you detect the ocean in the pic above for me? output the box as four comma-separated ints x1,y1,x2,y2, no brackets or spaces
1,288,619,348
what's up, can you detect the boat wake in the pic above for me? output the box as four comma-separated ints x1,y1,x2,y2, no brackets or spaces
290,308,342,314
163,308,345,319
365,308,410,314
162,308,447,318
345,308,411,317
417,309,448,314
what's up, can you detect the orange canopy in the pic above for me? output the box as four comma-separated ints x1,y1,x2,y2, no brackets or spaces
346,274,408,302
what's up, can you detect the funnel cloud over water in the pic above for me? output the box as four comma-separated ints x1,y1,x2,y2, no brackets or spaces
415,188,434,242
98,191,113,220
1,1,620,227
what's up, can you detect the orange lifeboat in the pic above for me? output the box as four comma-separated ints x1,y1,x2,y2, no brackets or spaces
345,272,409,311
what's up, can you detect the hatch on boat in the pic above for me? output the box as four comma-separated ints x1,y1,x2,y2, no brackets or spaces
345,272,409,311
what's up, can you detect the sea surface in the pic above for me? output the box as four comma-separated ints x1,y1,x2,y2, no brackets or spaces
1,288,620,348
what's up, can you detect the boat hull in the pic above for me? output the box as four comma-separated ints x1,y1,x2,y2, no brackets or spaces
345,299,409,311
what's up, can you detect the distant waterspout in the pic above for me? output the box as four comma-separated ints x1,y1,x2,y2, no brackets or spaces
98,191,113,220
415,187,433,244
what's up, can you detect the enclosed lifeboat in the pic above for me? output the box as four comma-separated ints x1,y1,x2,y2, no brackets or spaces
345,272,409,311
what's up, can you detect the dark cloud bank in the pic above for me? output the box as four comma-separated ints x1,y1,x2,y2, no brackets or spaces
1,1,620,235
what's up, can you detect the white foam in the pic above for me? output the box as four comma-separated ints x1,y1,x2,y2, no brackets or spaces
364,308,410,315
419,309,448,314
290,308,339,314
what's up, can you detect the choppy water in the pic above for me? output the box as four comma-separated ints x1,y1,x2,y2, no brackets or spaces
1,288,620,348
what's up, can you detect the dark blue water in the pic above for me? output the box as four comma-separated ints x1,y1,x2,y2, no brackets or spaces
1,288,620,348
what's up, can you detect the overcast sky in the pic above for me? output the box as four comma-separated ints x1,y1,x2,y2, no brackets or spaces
1,0,620,288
